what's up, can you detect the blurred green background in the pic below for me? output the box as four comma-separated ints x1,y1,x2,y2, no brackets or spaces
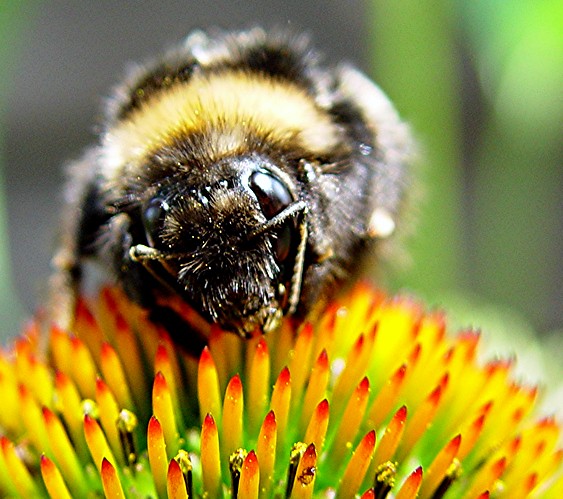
1,0,562,362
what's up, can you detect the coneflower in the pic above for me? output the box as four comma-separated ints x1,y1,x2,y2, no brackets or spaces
0,283,561,497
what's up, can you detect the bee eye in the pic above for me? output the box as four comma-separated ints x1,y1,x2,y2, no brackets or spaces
249,171,295,263
143,197,169,247
249,171,292,219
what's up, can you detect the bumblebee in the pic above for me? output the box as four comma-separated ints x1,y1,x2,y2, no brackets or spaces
50,28,411,348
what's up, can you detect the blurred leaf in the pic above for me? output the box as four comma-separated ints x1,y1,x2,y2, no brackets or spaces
0,1,35,341
368,0,465,297
369,0,562,333
462,0,563,330
462,0,563,137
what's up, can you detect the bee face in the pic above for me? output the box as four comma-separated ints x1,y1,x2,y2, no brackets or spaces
51,28,412,349
130,154,304,335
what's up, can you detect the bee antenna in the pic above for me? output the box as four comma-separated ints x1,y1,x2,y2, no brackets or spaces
129,244,191,262
248,201,307,240
130,244,163,261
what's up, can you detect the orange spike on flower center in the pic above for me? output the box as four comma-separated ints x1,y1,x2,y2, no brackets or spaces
147,416,168,499
238,450,260,498
291,443,317,499
256,410,277,497
366,362,407,429
395,466,423,499
300,349,330,432
100,457,125,499
270,367,292,451
247,339,270,435
1,436,40,497
42,407,88,496
373,405,407,467
420,433,462,497
304,399,330,455
40,455,72,499
84,414,118,471
167,459,189,499
222,374,244,463
197,347,222,424
201,413,221,497
339,429,377,495
152,371,181,455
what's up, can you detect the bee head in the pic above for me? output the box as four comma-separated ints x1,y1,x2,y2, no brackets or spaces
130,154,306,336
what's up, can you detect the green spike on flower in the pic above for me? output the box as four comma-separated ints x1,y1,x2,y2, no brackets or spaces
0,283,562,497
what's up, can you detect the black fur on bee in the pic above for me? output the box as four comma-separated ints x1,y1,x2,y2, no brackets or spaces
50,27,412,350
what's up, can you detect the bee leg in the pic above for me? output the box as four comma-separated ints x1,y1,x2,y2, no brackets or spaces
102,212,152,307
106,214,209,356
44,218,84,358
47,150,106,335
297,159,334,263
48,246,82,332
